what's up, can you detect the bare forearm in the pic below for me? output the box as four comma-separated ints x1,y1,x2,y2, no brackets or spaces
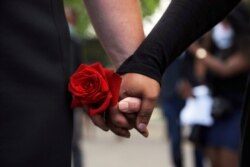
203,53,250,77
201,54,229,76
83,0,145,68
190,44,249,77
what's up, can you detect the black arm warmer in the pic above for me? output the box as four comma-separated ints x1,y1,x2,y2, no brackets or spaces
117,0,240,84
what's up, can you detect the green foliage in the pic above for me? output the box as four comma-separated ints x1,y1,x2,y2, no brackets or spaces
140,0,160,17
64,0,160,36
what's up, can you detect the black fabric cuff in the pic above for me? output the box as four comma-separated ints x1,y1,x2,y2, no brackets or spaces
117,56,162,85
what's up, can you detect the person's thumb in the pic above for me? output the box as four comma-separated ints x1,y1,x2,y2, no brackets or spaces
118,97,141,113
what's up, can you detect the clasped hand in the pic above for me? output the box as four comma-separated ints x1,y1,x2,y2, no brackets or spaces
90,73,160,138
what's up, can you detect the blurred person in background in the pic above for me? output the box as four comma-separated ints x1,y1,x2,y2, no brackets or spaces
159,57,185,167
177,52,213,167
65,7,79,39
188,6,250,166
160,55,205,167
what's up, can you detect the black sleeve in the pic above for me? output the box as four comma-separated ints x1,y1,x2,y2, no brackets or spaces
117,0,240,84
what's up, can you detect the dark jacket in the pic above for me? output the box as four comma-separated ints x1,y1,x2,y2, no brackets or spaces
0,1,73,166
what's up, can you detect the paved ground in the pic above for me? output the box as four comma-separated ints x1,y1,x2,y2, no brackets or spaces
79,108,203,167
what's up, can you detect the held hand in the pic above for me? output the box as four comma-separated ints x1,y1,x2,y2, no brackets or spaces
90,113,109,131
106,97,141,138
118,73,160,137
90,73,160,138
90,97,142,138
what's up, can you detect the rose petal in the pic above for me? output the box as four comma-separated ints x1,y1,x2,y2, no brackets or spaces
90,63,106,79
105,69,122,107
87,93,113,116
69,67,108,99
74,64,88,74
68,63,122,116
71,96,83,108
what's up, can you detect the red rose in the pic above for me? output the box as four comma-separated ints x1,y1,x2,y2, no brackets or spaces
68,63,121,116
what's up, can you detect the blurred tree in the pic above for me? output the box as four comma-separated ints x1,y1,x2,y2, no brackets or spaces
141,0,161,17
64,0,160,36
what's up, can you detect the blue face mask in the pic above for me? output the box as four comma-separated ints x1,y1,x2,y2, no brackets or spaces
212,23,234,49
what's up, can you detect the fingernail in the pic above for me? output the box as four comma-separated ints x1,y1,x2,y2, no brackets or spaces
138,123,147,133
125,133,131,138
142,131,149,138
103,127,109,131
119,101,129,112
101,127,109,132
122,131,130,138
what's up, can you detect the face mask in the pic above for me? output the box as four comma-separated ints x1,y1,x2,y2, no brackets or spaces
212,23,234,49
